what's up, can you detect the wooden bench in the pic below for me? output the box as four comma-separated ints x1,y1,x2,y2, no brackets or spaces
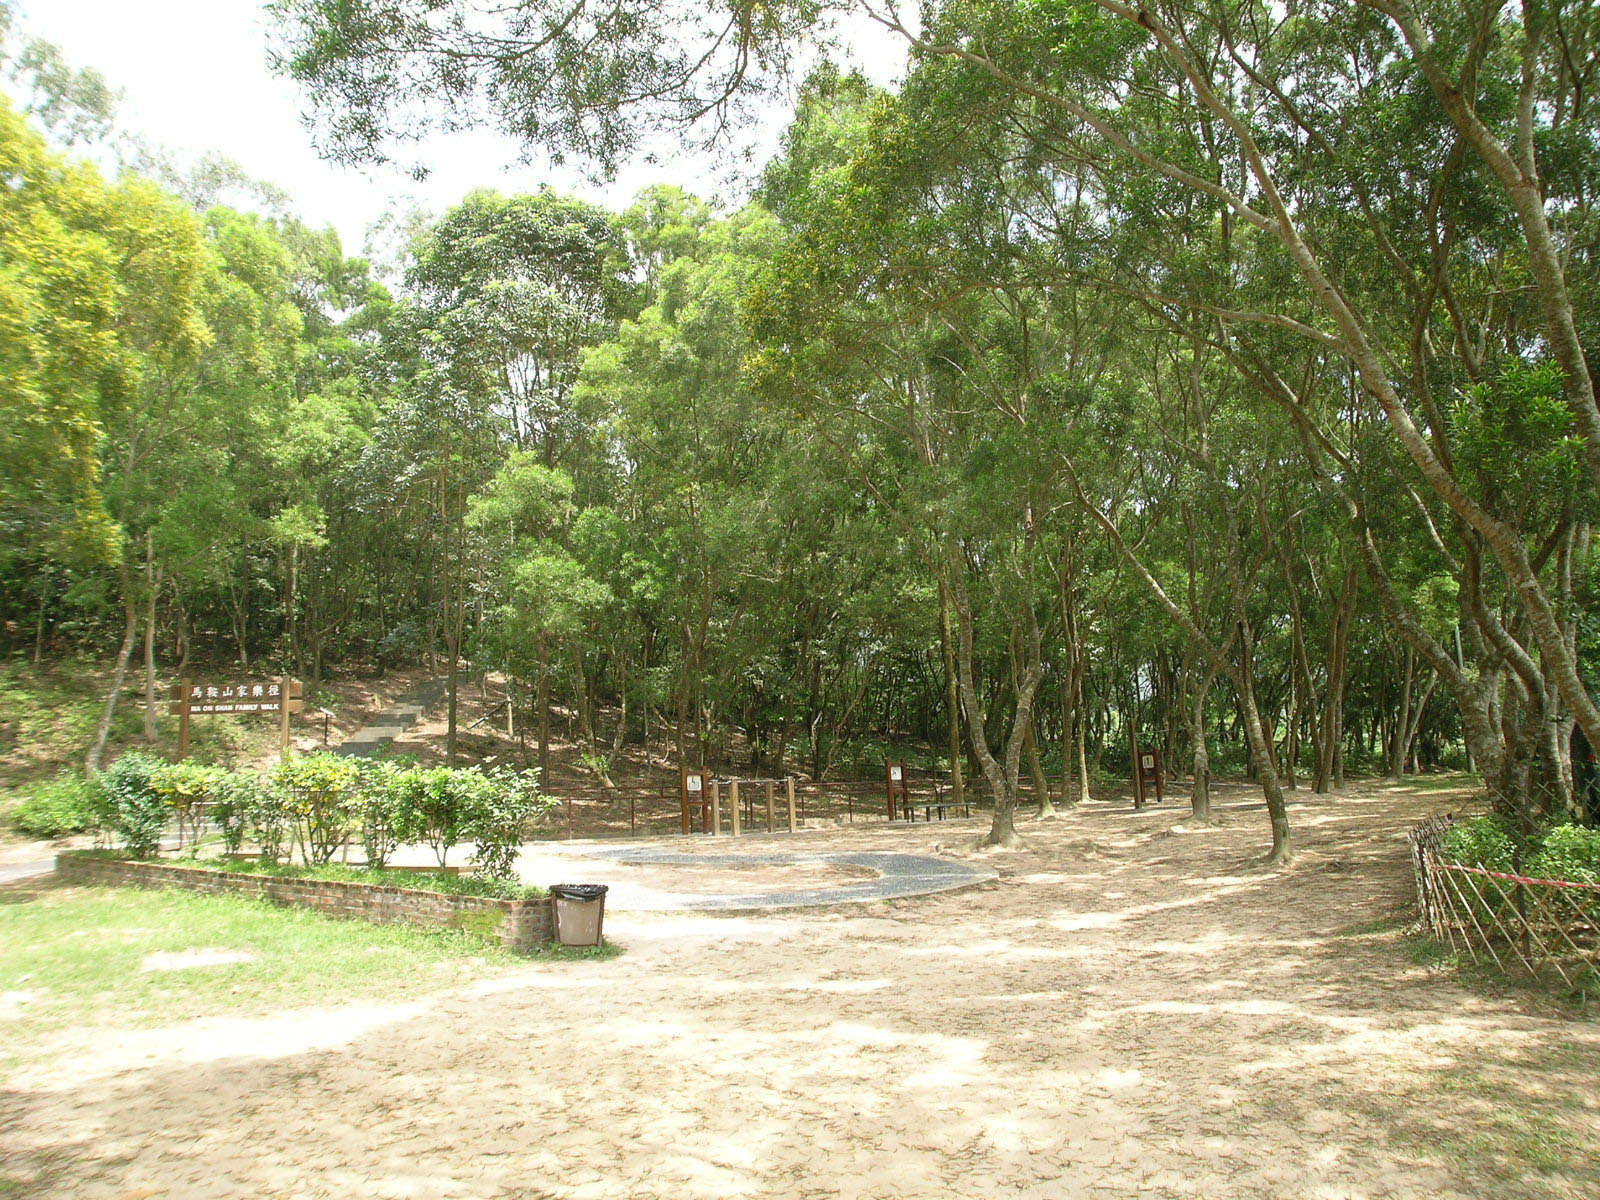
901,798,973,822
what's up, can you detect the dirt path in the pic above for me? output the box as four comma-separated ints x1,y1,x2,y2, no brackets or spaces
4,783,1598,1198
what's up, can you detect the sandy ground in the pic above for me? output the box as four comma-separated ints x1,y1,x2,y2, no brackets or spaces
4,782,1600,1198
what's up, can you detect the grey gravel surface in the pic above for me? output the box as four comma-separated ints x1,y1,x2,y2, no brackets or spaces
576,846,997,910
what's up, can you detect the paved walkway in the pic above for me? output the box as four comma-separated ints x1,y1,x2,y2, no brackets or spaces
0,859,51,885
525,844,998,911
331,679,445,756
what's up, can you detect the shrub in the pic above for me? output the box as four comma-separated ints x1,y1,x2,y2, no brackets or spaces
1443,814,1515,871
98,751,168,858
1526,824,1600,886
469,767,550,882
389,765,497,868
272,752,361,865
12,771,105,838
353,760,404,867
149,760,227,848
209,768,270,856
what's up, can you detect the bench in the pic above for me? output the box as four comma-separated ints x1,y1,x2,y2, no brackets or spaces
901,799,973,822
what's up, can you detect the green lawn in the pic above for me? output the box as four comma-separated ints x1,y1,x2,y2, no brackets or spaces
0,881,517,1075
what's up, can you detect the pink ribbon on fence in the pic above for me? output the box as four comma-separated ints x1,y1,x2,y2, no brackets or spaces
1432,859,1600,893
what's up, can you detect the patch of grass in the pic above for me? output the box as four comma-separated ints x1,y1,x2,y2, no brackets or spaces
0,880,517,1073
1396,772,1483,793
206,857,546,901
1400,939,1600,1020
1368,1052,1600,1196
1331,911,1414,939
528,939,624,961
1403,931,1459,967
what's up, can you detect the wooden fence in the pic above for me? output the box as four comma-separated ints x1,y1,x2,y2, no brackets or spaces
1409,814,1600,989
530,774,985,840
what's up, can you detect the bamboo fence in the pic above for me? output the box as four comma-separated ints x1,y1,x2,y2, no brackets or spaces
1409,814,1600,989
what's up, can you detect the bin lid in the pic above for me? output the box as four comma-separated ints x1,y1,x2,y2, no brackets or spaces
549,883,608,901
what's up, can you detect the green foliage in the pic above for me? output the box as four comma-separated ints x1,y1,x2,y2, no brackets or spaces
388,764,496,869
469,767,551,881
1450,360,1585,525
364,762,546,878
270,751,361,865
1443,815,1516,872
10,770,104,838
209,766,269,855
1526,826,1600,887
96,750,167,857
1446,818,1600,887
149,760,226,846
14,0,1600,864
351,759,403,867
212,857,542,901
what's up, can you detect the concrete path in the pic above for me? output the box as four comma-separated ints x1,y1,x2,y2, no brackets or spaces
0,859,52,885
520,844,998,912
331,679,446,756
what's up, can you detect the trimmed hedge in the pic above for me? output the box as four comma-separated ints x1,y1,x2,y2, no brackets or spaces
83,751,553,879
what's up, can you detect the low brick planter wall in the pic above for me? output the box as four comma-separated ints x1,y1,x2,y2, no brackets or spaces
55,853,553,952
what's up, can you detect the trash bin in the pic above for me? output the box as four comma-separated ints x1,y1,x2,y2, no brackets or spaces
549,883,608,947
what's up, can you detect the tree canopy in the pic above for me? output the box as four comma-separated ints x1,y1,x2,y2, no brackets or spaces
6,0,1600,858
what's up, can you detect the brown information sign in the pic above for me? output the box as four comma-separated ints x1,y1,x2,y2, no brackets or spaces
168,677,303,758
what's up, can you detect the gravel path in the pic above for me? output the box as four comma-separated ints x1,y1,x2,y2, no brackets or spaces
576,845,998,910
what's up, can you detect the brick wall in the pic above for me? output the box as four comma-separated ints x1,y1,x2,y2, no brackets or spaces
55,853,554,952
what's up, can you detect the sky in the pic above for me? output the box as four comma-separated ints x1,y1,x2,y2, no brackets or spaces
9,0,905,259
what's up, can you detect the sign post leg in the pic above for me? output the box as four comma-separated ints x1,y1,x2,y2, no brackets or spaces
279,675,292,761
178,677,190,759
786,777,797,832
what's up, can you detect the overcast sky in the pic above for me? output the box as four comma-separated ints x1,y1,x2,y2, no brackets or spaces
10,1,904,257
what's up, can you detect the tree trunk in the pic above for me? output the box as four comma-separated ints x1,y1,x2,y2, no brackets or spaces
947,548,1043,849
142,533,160,743
1387,644,1416,779
938,580,966,806
446,647,459,765
87,581,140,773
1026,720,1054,818
1189,659,1220,822
537,637,552,777
1074,668,1092,805
573,641,594,751
32,566,50,666
285,541,300,670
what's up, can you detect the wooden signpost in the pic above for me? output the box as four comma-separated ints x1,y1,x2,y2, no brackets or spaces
169,677,303,759
885,760,910,820
1132,747,1164,809
680,767,708,834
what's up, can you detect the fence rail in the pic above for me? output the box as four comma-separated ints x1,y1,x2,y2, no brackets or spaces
1409,814,1600,989
527,774,990,839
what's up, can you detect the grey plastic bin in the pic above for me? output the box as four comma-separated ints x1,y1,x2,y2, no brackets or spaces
550,883,608,946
